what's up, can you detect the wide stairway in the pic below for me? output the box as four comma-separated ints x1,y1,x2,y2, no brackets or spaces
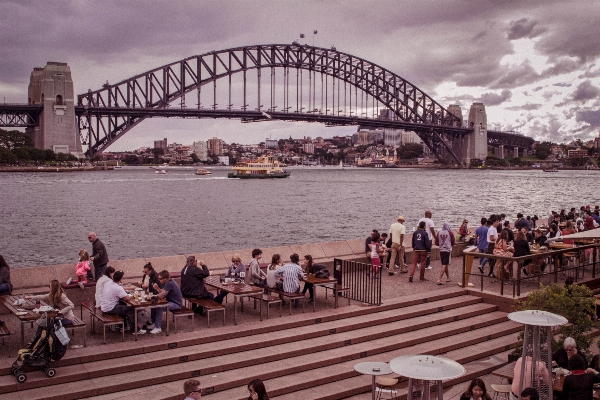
0,287,521,400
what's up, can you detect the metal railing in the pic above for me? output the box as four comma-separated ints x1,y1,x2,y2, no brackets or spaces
461,243,600,297
334,258,382,306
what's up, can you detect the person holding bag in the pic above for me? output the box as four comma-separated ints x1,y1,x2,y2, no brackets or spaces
25,280,75,335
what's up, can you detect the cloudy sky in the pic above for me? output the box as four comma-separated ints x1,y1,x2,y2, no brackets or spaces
1,0,599,150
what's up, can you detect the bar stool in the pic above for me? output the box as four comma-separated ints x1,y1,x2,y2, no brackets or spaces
491,383,511,400
375,377,398,400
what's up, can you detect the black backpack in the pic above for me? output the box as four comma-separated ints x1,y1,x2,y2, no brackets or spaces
312,264,330,278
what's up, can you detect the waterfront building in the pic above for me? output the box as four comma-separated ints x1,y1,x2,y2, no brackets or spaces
207,137,224,156
568,149,588,158
303,143,315,154
154,138,167,151
217,155,229,165
191,141,208,161
265,138,278,149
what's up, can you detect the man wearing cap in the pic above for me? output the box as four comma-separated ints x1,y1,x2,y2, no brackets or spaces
388,216,407,274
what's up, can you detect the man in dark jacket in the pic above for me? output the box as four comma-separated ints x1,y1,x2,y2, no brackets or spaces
88,232,109,281
409,221,432,282
180,256,224,313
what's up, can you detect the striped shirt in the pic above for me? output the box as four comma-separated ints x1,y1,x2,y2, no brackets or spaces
274,262,303,293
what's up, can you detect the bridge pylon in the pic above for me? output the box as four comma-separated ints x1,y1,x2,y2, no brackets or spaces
464,102,488,164
25,62,83,158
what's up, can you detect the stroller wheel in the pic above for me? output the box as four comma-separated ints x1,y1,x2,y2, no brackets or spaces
45,368,56,378
16,373,27,383
11,367,19,376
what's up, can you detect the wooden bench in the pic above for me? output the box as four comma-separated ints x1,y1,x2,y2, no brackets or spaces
66,315,87,347
0,322,10,357
252,293,282,319
170,306,194,332
267,288,306,315
80,301,124,344
324,284,351,307
184,297,225,327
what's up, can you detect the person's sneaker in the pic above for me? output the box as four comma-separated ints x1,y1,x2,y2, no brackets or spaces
133,329,146,335
408,276,413,282
307,298,314,304
66,277,73,285
420,277,429,281
416,263,420,269
145,323,155,330
478,266,484,274
150,327,162,334
78,281,85,289
425,266,432,270
488,273,497,278
389,271,396,276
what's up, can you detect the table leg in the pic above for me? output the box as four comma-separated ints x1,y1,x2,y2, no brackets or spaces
165,306,169,336
407,378,413,400
134,309,138,341
437,380,443,400
372,375,376,400
260,295,263,321
335,283,338,309
313,285,316,313
234,296,237,325
20,321,25,348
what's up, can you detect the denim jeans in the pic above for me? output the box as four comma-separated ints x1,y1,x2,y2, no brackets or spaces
152,302,181,328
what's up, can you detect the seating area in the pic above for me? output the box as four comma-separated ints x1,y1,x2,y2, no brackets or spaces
183,297,225,327
0,287,521,399
80,301,124,344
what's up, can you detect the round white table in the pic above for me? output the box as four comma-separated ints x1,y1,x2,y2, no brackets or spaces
354,361,393,400
389,355,465,400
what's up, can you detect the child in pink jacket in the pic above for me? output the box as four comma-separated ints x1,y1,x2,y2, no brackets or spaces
74,249,91,289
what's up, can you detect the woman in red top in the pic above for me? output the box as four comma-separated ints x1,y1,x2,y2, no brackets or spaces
562,221,577,245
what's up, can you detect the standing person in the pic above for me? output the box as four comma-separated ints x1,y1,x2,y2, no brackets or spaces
247,378,269,400
266,254,283,290
274,254,304,307
388,215,407,274
369,232,381,279
515,213,530,232
0,255,13,295
183,379,201,399
409,221,431,282
435,222,455,285
513,231,532,276
248,249,267,286
365,230,379,261
95,266,115,308
180,256,216,312
486,216,500,278
88,232,109,281
474,218,489,275
150,270,183,334
418,211,436,270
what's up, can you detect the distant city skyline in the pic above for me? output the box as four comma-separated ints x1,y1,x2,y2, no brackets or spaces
1,1,599,151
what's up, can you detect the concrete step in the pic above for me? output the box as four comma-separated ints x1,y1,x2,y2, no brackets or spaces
1,286,467,377
72,314,519,400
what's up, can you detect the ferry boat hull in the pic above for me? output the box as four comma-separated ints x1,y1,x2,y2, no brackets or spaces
228,171,290,179
228,155,290,179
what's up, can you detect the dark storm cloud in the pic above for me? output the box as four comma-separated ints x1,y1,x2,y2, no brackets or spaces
506,18,546,40
480,89,512,106
576,110,600,127
571,80,600,102
491,63,540,89
532,86,544,92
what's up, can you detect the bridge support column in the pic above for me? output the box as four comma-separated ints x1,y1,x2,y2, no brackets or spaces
463,103,488,165
494,145,505,159
522,149,528,158
25,62,83,158
513,146,520,158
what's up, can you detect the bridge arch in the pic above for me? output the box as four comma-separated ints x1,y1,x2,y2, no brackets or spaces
77,44,463,160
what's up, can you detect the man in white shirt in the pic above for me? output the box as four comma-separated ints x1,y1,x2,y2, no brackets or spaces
101,270,135,332
418,211,436,270
485,216,500,278
388,215,407,274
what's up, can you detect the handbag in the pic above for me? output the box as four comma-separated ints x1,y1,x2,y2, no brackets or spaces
54,320,70,345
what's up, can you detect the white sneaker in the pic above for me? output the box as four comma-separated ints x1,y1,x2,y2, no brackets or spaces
150,327,162,334
145,323,155,330
78,281,85,289
133,329,146,335
66,277,73,285
425,266,432,270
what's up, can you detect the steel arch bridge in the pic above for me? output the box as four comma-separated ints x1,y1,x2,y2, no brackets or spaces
76,43,469,162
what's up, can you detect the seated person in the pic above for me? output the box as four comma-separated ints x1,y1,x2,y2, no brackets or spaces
140,262,161,295
149,270,183,334
511,356,550,400
95,266,115,308
553,337,588,369
100,270,138,332
520,388,539,400
266,254,283,289
226,254,246,280
274,253,304,307
560,353,600,400
248,248,267,286
459,378,492,400
26,280,75,335
458,219,471,243
180,256,222,311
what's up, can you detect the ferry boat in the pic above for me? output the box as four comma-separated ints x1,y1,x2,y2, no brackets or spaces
543,167,558,172
228,155,290,179
195,168,212,175
154,169,167,174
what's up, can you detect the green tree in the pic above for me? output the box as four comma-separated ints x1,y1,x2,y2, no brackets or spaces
0,147,16,164
535,141,552,160
568,157,588,167
43,149,56,161
123,154,140,165
517,283,595,355
0,129,34,149
13,147,30,160
398,143,424,159
470,158,483,168
190,153,200,163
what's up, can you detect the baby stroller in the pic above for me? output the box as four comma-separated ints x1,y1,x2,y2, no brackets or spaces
11,311,68,383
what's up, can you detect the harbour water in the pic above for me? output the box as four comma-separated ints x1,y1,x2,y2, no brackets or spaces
1,166,598,268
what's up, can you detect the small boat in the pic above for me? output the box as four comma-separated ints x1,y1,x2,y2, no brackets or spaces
154,169,167,174
114,160,122,169
543,168,558,172
228,155,290,179
158,163,169,169
195,168,212,175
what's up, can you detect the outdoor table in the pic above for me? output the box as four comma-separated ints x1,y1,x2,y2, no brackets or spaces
204,276,262,325
122,296,169,341
389,355,465,400
353,361,393,400
301,274,340,312
0,294,50,347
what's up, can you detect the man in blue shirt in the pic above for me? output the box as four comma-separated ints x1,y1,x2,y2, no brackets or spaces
151,270,183,334
474,217,489,275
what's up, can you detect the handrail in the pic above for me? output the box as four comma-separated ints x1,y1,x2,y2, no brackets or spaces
461,242,600,297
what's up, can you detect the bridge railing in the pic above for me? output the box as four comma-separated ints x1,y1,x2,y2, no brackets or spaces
461,242,600,297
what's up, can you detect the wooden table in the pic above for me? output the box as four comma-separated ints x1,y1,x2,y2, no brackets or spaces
0,295,49,347
301,274,340,312
122,296,169,341
204,276,262,325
